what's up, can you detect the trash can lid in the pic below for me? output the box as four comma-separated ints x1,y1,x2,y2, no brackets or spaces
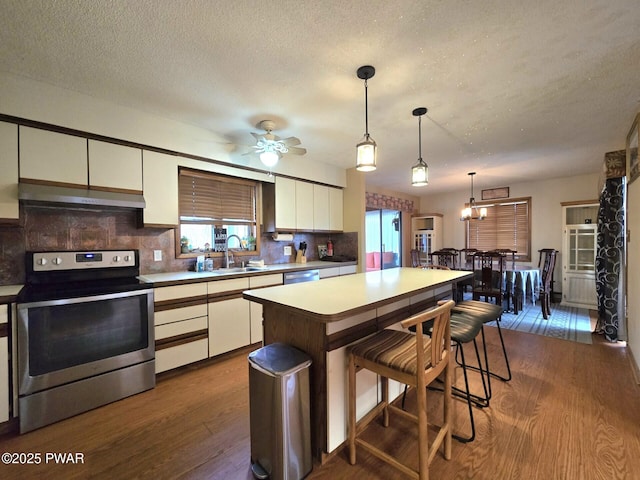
248,343,312,375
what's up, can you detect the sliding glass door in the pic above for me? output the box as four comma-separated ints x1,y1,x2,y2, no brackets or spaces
365,208,401,271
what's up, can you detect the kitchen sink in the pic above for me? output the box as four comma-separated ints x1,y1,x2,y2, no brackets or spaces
214,266,267,274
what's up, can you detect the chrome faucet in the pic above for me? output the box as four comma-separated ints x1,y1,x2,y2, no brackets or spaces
225,234,243,268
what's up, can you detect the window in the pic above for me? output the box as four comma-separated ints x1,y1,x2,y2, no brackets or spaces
178,168,259,256
466,197,531,261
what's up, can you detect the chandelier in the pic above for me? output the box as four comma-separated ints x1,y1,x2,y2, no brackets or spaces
460,172,487,221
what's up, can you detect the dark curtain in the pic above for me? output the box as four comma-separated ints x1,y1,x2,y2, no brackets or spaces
595,177,625,341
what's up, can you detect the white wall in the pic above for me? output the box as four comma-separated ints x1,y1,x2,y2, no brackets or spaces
417,172,601,290
0,72,346,188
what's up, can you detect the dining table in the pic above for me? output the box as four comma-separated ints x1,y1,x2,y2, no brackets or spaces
503,268,541,313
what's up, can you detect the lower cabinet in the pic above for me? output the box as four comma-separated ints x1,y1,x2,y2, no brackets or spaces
248,274,283,344
208,278,251,357
154,284,209,374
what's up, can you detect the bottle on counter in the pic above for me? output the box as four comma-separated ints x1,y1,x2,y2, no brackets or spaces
327,239,333,257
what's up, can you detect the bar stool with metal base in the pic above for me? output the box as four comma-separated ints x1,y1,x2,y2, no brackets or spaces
403,305,489,443
453,300,511,383
348,301,454,480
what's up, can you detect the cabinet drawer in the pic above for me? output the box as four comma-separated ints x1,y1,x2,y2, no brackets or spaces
319,267,340,279
249,274,282,288
154,283,207,302
155,304,208,326
155,338,208,374
207,277,249,295
155,316,208,341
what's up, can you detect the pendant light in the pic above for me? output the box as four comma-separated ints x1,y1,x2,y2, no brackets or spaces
356,65,377,172
460,172,487,220
411,107,428,186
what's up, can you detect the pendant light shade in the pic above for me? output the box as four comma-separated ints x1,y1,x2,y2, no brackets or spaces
460,172,487,220
356,65,377,172
259,149,280,168
411,107,429,186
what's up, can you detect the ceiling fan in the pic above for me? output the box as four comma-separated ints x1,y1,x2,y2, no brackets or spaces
244,120,307,168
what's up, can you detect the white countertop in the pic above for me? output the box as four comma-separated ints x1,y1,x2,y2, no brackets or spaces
243,267,471,321
138,260,354,285
0,284,23,302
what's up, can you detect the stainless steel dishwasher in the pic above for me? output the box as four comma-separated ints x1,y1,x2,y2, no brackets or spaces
283,269,319,284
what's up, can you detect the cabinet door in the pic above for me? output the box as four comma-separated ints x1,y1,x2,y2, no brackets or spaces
88,140,143,192
142,150,179,227
208,298,251,356
329,187,343,231
295,181,314,231
313,184,330,231
275,177,296,230
0,305,8,423
0,122,19,221
19,127,88,186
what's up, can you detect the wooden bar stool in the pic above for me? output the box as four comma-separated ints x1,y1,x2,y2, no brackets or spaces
348,300,454,480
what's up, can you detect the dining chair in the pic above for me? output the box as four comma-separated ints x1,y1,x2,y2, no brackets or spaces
459,248,478,271
411,249,421,268
492,249,517,270
429,249,458,270
348,301,454,479
472,251,506,306
538,249,558,319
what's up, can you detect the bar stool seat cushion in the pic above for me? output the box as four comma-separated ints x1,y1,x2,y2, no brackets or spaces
453,300,502,323
350,330,432,377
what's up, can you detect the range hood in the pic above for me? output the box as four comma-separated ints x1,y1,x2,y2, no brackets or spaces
19,183,146,209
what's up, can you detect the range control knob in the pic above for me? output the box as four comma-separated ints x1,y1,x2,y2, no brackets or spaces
124,255,131,262
52,257,63,265
113,256,121,262
37,257,48,266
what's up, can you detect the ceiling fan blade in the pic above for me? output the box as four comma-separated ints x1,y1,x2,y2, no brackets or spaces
250,132,265,141
286,146,307,155
281,136,301,146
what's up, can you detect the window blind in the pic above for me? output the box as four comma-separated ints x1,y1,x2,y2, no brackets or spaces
179,168,256,223
467,198,530,260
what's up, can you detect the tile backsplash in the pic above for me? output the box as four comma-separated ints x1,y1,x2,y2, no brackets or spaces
0,205,358,285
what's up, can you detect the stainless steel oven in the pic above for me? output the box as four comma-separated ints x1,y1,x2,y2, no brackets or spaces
16,250,155,433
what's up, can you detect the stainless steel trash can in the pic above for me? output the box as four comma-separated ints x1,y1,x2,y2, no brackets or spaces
248,343,312,480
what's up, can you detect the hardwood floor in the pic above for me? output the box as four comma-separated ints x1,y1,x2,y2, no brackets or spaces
1,328,639,480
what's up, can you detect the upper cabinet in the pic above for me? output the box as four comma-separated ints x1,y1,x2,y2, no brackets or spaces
19,126,87,187
263,178,343,232
142,150,179,227
19,127,144,194
88,140,142,193
0,122,19,222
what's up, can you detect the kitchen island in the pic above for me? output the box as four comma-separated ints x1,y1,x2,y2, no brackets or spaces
243,267,471,463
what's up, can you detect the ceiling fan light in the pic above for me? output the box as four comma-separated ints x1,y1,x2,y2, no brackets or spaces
260,150,280,167
411,159,428,186
356,134,377,172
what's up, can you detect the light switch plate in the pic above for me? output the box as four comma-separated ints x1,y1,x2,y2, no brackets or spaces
153,250,162,261
284,246,292,256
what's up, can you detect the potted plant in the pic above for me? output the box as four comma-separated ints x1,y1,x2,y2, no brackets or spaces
180,236,190,253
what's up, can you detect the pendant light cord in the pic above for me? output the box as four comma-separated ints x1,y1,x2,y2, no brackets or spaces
418,114,422,160
364,78,369,137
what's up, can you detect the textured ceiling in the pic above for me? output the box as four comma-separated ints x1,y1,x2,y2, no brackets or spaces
1,0,639,194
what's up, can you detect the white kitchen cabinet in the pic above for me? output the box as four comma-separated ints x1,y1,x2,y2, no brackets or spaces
329,186,344,231
411,214,443,262
264,178,343,232
295,181,314,231
142,150,179,227
248,274,283,344
274,176,297,230
562,203,598,309
0,122,19,221
339,265,357,275
313,184,330,231
1,304,9,423
208,278,251,356
153,284,209,374
88,140,143,193
19,126,88,186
